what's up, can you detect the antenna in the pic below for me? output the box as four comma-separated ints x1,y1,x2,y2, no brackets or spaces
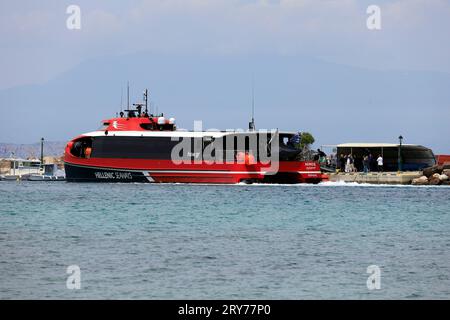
249,75,255,131
120,88,123,113
252,76,255,124
144,89,148,114
127,81,130,109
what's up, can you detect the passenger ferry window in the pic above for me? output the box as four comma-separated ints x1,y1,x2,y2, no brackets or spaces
70,138,93,158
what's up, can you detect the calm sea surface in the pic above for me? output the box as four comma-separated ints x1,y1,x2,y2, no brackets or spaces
0,181,449,299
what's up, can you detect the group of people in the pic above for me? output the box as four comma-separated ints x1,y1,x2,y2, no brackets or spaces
338,153,384,173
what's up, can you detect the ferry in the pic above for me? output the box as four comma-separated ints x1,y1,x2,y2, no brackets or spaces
64,89,323,184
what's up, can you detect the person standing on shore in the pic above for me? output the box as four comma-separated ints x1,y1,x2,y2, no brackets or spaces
368,153,373,172
345,154,354,173
353,155,361,172
363,155,369,173
377,155,384,172
344,155,349,173
339,154,346,172
349,154,356,172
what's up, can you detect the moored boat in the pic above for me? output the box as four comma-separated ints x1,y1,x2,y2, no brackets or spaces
0,158,41,181
64,89,323,184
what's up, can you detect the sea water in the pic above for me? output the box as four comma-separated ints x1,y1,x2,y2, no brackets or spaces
0,181,449,299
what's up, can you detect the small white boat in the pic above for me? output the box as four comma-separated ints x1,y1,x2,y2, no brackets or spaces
1,160,65,182
27,174,65,181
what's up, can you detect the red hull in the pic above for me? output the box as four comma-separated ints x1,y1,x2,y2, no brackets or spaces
64,150,322,184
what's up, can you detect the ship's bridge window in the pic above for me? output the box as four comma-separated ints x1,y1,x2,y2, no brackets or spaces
29,161,41,167
70,137,93,158
140,123,175,131
140,123,156,130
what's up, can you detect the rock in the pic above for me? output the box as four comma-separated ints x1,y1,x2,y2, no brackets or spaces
422,168,432,177
442,180,450,186
422,167,433,177
428,176,442,185
432,173,441,179
443,169,450,177
439,174,449,181
423,165,444,178
412,176,429,185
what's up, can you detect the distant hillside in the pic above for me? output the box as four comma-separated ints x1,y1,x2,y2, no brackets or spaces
0,52,449,153
0,141,66,159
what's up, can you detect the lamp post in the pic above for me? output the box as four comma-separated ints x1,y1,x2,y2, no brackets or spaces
398,135,403,172
12,152,15,176
40,137,44,166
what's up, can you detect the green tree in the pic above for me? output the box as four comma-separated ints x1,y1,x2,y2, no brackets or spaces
300,132,315,149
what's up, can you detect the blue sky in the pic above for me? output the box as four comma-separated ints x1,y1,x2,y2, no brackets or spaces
2,0,450,89
0,0,449,152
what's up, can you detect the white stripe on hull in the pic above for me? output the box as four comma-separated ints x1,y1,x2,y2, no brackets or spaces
65,162,320,175
80,129,294,139
142,171,155,182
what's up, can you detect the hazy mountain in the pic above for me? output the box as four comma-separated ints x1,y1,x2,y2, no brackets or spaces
0,141,66,159
1,53,449,153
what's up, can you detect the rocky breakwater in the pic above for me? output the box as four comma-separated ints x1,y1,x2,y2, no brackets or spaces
412,165,450,186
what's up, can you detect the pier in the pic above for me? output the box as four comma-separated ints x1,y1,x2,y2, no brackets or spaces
327,172,422,185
